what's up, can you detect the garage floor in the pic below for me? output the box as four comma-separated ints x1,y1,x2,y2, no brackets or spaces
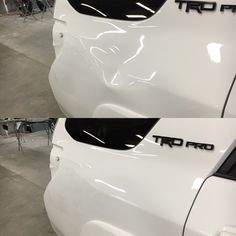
0,131,56,236
0,12,64,117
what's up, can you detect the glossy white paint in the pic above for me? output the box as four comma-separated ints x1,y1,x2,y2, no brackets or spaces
44,119,236,236
49,0,236,117
80,221,134,236
184,176,236,236
225,79,236,117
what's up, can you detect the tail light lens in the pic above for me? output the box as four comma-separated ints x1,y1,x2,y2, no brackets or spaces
65,118,158,150
67,0,167,21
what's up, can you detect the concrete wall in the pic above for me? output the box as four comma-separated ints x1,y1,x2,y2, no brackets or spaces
0,1,7,13
0,0,18,14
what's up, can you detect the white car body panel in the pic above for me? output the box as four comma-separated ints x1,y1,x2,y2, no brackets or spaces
225,78,236,117
49,0,236,117
44,119,236,236
184,176,236,236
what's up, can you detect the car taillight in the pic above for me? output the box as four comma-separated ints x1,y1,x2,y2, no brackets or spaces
65,118,159,150
215,147,236,181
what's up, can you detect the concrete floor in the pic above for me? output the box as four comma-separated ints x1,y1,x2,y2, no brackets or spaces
0,131,57,236
0,12,64,117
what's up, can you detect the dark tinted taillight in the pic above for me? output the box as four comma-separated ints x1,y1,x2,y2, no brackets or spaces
67,0,167,21
65,118,158,150
215,147,236,181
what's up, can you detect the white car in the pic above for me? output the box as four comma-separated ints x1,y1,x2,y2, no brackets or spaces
44,118,236,236
49,0,236,117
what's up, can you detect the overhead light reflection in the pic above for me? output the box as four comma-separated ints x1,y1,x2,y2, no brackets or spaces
136,2,155,13
191,177,204,190
220,149,226,153
81,3,107,17
207,43,223,64
112,45,120,52
144,137,158,145
95,179,126,193
126,15,147,19
128,71,157,82
124,35,145,64
83,130,105,144
110,71,120,86
89,46,108,64
136,134,144,139
93,20,126,39
125,144,135,148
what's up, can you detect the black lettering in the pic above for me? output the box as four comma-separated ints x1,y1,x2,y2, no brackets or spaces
186,2,202,13
153,135,173,147
196,143,205,149
205,144,214,150
186,141,214,151
221,4,236,12
153,135,214,151
172,138,184,146
161,137,174,147
186,141,197,148
175,0,218,14
175,0,185,9
153,135,160,143
153,135,183,148
201,2,217,11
